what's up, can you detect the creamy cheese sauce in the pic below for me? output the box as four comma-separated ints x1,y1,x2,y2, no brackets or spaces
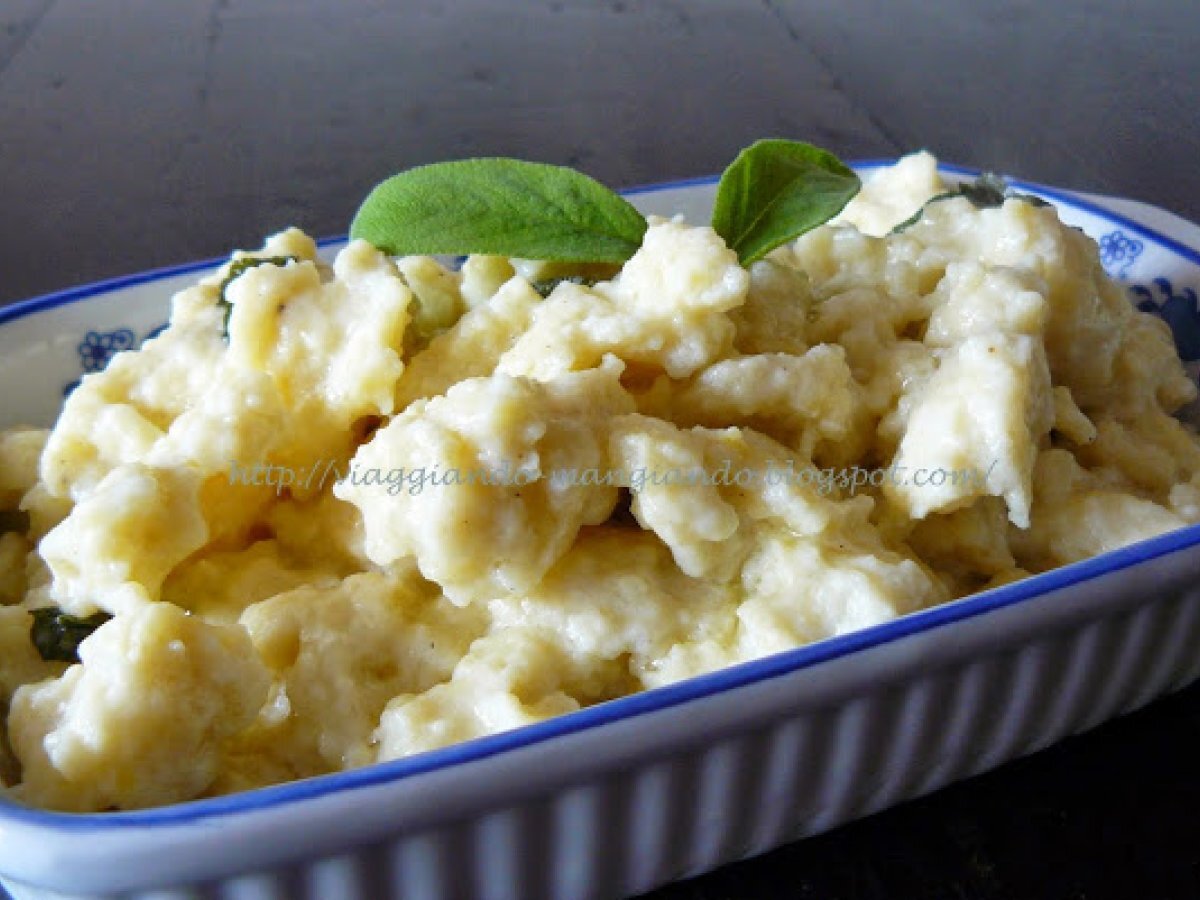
2,153,1198,811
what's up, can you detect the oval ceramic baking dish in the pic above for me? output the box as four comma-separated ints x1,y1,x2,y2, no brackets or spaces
1,163,1198,900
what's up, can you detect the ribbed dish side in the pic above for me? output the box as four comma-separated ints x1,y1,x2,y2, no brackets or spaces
3,585,1197,900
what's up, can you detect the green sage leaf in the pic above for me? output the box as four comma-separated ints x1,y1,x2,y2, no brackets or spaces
890,172,1050,234
710,139,861,265
350,159,648,264
30,607,112,663
217,255,301,336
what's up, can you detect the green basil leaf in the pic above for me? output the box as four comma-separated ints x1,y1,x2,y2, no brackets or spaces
30,607,112,663
711,139,861,265
350,159,648,264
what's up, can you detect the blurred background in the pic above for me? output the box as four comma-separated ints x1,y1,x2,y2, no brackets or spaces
1,2,1198,898
1,0,1198,305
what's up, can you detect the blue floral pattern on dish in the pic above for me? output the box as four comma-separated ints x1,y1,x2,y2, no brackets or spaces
63,323,169,396
77,328,136,373
1131,278,1200,362
1098,230,1144,278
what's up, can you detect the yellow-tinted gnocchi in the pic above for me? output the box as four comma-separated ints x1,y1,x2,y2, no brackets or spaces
2,154,1198,811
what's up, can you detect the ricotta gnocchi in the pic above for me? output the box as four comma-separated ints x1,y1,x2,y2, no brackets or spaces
2,154,1198,811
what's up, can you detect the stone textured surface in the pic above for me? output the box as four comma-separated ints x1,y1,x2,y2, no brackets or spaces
1,2,1198,898
4,0,1195,307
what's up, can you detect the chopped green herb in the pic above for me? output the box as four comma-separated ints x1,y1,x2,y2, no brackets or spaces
216,255,300,335
29,607,112,663
0,509,29,535
529,274,598,298
956,172,1009,208
890,173,1050,234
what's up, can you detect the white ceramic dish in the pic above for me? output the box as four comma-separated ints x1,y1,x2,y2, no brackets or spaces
1,163,1199,900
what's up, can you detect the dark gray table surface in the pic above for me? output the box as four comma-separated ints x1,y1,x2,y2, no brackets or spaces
2,2,1198,898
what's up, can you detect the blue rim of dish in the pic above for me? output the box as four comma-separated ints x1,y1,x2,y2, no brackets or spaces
0,235,352,329
2,161,1200,831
